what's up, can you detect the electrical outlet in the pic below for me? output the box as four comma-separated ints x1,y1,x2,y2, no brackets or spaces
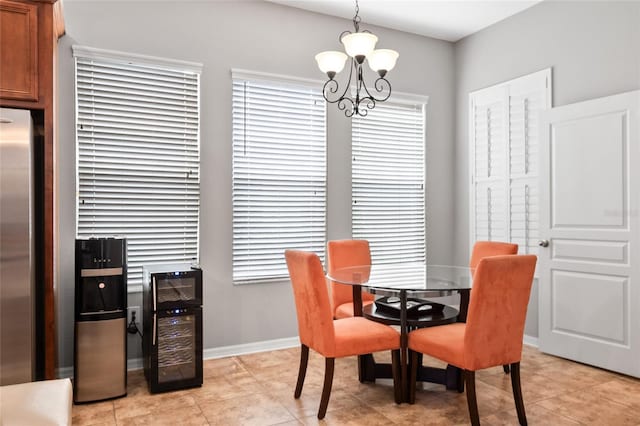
127,306,142,335
128,306,140,323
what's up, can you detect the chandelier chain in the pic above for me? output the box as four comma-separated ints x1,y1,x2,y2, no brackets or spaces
353,0,361,32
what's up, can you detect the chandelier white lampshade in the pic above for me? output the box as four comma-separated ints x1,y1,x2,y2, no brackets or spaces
315,51,348,76
340,32,378,61
367,49,399,76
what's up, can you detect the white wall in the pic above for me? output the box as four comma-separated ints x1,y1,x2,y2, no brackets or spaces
56,1,456,369
453,0,640,337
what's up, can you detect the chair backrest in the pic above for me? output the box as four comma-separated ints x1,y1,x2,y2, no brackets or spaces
285,250,335,355
463,255,537,370
469,241,519,269
326,239,375,314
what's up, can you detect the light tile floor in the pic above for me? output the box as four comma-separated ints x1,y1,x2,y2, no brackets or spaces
72,345,640,425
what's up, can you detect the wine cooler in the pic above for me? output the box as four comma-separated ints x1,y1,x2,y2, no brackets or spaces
142,264,202,393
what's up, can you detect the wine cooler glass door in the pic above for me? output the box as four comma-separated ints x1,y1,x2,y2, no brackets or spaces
154,270,202,307
156,308,202,387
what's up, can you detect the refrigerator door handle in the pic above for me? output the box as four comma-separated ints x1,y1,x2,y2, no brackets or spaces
152,276,157,312
152,313,157,346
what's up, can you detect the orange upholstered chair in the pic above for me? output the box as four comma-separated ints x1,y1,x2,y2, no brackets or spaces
285,250,401,419
469,240,519,374
408,255,537,426
327,239,375,319
469,241,519,269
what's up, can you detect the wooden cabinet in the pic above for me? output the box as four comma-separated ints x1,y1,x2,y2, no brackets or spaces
0,0,64,380
0,0,38,101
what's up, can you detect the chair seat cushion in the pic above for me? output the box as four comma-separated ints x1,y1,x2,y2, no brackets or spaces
332,317,399,358
408,323,466,369
334,300,374,319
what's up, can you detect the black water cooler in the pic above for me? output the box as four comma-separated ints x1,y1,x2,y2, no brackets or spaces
74,238,127,403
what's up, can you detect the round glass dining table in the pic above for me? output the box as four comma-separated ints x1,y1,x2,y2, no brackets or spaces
327,262,472,293
327,263,474,403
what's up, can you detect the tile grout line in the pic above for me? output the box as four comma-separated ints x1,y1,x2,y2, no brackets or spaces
232,355,300,425
189,391,211,426
111,401,117,426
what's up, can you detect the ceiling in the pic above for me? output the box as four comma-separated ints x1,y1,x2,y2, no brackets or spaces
267,0,544,42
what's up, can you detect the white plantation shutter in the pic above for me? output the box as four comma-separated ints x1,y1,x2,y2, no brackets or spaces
508,83,545,255
74,46,201,289
474,182,507,242
470,69,550,255
510,182,539,254
474,100,507,180
232,72,326,284
352,101,426,264
472,92,508,242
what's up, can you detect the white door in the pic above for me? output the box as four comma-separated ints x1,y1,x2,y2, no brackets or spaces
538,90,640,377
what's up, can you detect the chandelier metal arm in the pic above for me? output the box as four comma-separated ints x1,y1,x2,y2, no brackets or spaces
339,29,352,42
365,76,392,103
320,59,393,117
321,58,358,116
338,98,356,117
354,66,391,115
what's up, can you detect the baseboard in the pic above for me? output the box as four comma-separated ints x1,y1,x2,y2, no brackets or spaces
127,357,143,371
523,334,539,347
57,358,145,379
56,336,300,378
56,366,73,379
203,336,299,359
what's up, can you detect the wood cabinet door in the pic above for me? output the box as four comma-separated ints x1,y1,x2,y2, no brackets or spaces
0,0,38,101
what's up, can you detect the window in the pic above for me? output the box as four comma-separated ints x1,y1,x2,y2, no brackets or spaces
232,71,327,284
469,69,551,255
74,46,202,290
352,100,427,264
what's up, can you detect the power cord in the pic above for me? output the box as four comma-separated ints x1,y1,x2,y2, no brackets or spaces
127,311,143,338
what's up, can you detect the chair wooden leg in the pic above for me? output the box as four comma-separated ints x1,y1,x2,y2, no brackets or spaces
294,344,309,398
510,362,528,426
408,350,418,404
318,358,335,420
503,364,510,374
464,370,480,426
457,367,465,393
392,349,402,404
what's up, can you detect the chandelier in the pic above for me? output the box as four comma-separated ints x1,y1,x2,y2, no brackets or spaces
315,0,399,117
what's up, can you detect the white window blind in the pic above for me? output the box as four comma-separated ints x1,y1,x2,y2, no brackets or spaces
469,69,550,255
352,101,426,264
74,46,202,289
232,72,327,284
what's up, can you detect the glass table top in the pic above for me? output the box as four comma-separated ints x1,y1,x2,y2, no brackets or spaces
327,262,473,295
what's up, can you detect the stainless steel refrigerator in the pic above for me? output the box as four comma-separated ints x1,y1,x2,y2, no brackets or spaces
0,107,37,385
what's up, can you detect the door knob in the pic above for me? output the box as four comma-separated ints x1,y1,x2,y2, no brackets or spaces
538,240,549,247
